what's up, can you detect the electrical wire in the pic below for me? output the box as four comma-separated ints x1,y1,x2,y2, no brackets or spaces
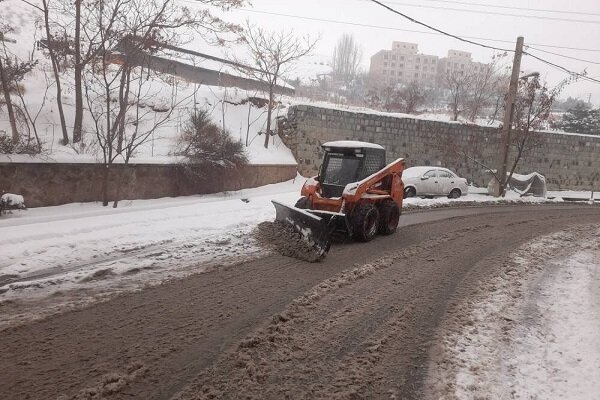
225,8,600,52
523,51,600,84
367,0,514,52
413,0,600,17
368,0,600,24
526,46,600,66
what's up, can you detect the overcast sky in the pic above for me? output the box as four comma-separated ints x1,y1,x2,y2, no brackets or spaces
210,0,600,104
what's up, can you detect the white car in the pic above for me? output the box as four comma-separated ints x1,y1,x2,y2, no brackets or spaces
402,166,468,199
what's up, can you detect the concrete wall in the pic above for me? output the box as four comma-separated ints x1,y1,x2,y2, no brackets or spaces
280,105,600,190
0,163,297,208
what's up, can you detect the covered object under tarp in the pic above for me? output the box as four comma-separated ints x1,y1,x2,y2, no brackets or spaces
488,172,547,197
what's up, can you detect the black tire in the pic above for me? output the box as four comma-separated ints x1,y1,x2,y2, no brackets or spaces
295,196,311,209
351,203,380,242
377,200,401,235
448,189,461,199
404,187,416,198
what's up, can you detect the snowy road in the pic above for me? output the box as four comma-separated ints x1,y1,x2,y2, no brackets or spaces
0,179,569,327
1,204,599,400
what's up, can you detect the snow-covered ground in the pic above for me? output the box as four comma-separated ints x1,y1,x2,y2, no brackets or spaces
426,224,600,399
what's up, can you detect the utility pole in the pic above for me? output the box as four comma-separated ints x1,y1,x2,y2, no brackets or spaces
496,36,524,197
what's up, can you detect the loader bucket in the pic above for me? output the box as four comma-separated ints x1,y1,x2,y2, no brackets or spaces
272,201,332,259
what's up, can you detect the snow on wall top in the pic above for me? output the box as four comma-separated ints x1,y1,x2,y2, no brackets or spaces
322,141,384,150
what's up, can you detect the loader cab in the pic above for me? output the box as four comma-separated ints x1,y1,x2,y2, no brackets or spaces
319,141,386,198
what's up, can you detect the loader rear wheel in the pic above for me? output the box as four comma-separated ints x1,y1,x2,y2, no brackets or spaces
294,197,311,209
378,200,400,235
351,203,380,242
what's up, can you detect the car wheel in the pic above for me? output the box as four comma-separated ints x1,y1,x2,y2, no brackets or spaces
351,203,380,242
448,189,461,199
404,187,416,198
294,196,311,209
377,200,401,235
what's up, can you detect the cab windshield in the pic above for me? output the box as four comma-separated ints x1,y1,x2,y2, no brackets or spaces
322,155,361,186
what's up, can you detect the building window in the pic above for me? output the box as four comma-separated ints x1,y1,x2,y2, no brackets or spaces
400,55,405,61
390,71,395,75
392,55,397,60
398,71,403,76
383,62,388,67
424,58,428,64
399,63,404,68
461,64,465,69
384,54,388,60
415,65,419,70
414,73,418,77
391,62,395,67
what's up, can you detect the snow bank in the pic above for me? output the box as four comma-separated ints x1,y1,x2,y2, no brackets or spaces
426,225,600,399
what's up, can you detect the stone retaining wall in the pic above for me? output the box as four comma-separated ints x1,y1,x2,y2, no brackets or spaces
280,105,600,190
0,163,297,208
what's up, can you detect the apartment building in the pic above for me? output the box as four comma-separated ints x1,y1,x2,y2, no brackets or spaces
369,42,486,87
369,41,439,87
437,49,487,81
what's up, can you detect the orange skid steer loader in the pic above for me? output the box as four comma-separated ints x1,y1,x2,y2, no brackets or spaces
272,141,406,259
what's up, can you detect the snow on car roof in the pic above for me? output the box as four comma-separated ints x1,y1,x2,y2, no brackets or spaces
322,141,384,150
402,166,439,178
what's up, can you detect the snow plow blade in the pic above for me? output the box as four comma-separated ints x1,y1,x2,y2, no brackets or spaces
272,200,331,259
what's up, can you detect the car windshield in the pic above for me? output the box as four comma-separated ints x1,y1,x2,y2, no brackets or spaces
322,155,361,185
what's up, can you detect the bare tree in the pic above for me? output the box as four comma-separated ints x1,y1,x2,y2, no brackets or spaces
0,24,19,143
465,54,508,121
235,21,318,148
38,0,70,145
398,80,426,114
444,69,472,121
81,0,238,206
500,75,571,195
332,33,362,84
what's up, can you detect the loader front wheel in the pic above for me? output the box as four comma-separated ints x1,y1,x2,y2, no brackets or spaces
378,200,400,235
351,203,380,242
294,196,311,209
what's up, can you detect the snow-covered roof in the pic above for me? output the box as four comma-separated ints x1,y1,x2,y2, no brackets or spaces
322,141,384,150
402,166,439,178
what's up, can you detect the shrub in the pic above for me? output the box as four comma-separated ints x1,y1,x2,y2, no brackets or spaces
176,109,247,166
0,132,42,154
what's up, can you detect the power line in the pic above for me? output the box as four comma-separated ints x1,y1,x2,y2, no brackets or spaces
366,1,600,25
526,46,600,66
415,0,600,17
367,0,514,52
523,51,600,84
234,8,600,53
